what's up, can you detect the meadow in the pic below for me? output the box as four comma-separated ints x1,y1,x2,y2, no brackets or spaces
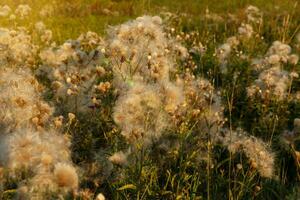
0,0,300,199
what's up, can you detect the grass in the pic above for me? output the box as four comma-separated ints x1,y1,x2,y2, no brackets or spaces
1,0,299,42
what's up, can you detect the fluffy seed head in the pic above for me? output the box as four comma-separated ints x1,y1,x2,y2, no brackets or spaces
54,163,78,189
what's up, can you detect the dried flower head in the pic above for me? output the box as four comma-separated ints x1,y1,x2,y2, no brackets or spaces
54,163,78,189
222,129,275,178
109,151,128,165
95,193,106,200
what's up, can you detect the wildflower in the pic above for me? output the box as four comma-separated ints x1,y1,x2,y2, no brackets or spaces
96,66,106,76
54,163,78,189
31,117,40,126
109,151,128,165
226,36,239,48
222,129,274,178
216,43,231,72
107,15,187,87
39,4,54,17
247,41,295,101
41,153,53,166
41,30,53,43
0,68,53,128
35,21,46,33
113,83,169,144
68,113,76,122
251,58,265,70
0,5,11,17
246,5,262,23
15,4,31,19
288,54,299,65
267,54,280,65
238,23,254,38
162,82,184,113
290,71,299,78
266,41,291,63
39,35,107,114
95,82,111,93
67,88,75,96
54,116,64,128
248,67,290,100
175,74,224,136
95,193,105,200
236,163,243,170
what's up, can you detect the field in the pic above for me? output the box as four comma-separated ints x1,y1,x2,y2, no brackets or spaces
0,0,300,199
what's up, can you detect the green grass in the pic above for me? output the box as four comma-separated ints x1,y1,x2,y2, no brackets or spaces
1,0,299,42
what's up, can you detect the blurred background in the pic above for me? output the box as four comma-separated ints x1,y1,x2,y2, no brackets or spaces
0,0,298,42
